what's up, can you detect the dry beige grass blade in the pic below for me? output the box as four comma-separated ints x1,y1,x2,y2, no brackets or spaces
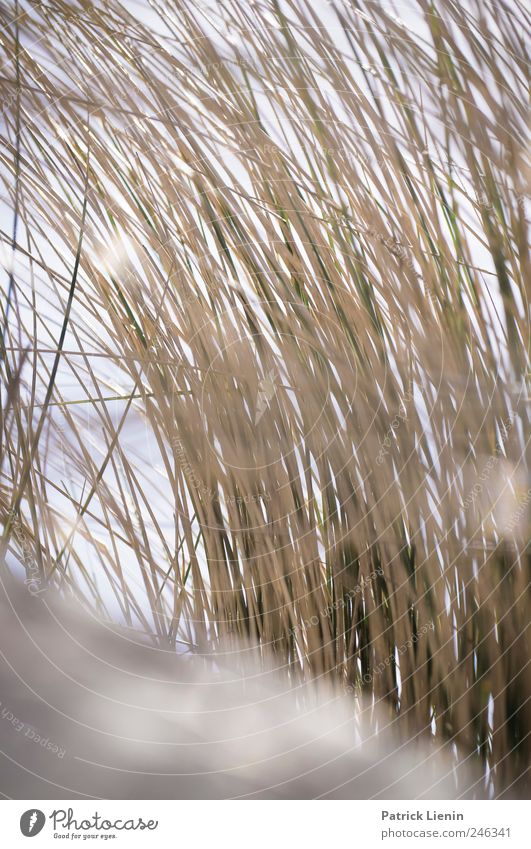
0,0,529,797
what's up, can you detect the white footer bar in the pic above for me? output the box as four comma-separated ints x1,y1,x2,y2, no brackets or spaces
2,799,528,848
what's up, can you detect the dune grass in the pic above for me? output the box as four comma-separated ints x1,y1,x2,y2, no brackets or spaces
0,0,529,796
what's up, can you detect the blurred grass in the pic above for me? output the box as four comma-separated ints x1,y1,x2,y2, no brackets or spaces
0,0,529,796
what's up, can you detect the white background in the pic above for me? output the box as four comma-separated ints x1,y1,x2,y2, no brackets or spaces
1,800,528,848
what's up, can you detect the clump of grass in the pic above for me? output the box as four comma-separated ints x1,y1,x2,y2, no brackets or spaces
0,0,529,796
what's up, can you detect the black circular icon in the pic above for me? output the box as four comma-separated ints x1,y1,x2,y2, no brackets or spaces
20,810,46,837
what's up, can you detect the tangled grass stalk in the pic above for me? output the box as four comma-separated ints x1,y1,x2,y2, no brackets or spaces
0,0,529,796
